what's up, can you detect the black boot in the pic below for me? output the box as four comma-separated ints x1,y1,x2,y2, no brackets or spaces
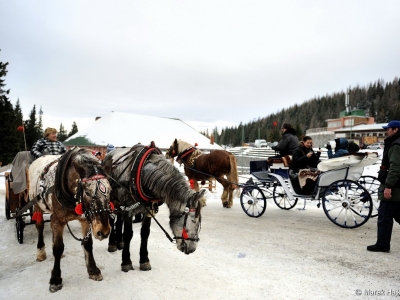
366,244,390,253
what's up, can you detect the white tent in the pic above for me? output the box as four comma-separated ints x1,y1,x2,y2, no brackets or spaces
64,112,222,150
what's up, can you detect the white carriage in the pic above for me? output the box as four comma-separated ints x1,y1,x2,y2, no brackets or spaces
240,152,381,228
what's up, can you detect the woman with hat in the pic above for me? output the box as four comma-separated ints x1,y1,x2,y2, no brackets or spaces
31,127,67,160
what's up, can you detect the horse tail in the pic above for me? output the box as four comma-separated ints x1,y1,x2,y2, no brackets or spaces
228,154,239,190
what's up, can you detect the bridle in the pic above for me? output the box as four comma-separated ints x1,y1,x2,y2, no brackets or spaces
170,195,201,248
66,165,114,242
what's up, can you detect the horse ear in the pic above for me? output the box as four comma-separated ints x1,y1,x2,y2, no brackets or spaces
72,161,86,178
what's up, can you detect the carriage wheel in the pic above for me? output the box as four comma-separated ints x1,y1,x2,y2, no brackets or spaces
272,182,298,210
322,180,372,229
240,185,267,217
15,209,25,244
358,175,380,218
5,197,11,220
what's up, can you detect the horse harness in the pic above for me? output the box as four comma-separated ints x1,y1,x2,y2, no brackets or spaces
176,146,202,167
109,143,201,244
109,143,164,217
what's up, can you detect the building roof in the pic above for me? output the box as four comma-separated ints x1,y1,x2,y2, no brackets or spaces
63,112,222,150
334,123,387,132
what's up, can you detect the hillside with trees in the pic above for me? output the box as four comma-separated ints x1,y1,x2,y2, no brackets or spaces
205,78,400,147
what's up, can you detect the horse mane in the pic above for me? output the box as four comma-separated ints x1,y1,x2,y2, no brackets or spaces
71,149,106,178
141,154,195,211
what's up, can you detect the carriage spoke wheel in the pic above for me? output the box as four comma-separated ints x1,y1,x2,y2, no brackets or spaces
15,208,25,244
358,175,380,218
273,182,298,210
5,197,11,220
240,185,267,217
322,180,372,229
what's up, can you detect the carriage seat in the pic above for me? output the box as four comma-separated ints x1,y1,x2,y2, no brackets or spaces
267,155,292,168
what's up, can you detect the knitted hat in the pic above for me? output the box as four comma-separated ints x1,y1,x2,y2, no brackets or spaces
107,144,116,153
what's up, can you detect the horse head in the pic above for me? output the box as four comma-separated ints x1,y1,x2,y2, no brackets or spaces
169,189,205,254
71,150,113,241
165,139,180,159
165,139,197,163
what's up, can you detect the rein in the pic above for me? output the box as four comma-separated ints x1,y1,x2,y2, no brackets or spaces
65,165,113,243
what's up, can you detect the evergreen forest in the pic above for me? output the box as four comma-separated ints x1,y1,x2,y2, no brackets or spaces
203,78,400,147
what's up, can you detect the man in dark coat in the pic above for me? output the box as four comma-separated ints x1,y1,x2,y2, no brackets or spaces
291,136,321,173
271,123,299,156
367,120,400,253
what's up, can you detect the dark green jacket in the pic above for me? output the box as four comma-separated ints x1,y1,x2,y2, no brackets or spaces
378,135,400,201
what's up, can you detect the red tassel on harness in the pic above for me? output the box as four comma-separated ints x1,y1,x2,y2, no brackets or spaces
32,211,43,223
182,228,188,240
110,202,115,212
75,203,83,215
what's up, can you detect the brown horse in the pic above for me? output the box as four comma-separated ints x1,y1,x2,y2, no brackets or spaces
166,139,239,208
28,148,113,292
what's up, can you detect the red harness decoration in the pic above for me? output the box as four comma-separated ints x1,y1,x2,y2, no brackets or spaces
81,174,106,182
130,144,162,203
177,147,195,161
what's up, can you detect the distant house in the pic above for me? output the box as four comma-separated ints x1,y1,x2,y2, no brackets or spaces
307,109,385,146
63,112,222,155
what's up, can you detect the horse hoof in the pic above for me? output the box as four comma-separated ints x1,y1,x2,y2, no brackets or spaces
49,284,62,293
36,247,46,261
89,273,103,281
108,244,117,252
117,242,124,250
140,262,152,271
223,202,228,207
121,264,134,272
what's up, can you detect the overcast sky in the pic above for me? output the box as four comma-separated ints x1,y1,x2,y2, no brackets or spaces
1,1,399,133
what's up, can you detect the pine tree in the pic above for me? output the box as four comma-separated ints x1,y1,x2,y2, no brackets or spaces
0,52,19,164
67,121,78,138
58,123,67,141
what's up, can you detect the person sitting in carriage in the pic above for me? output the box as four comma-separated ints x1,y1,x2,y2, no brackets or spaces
291,136,321,172
271,123,299,157
30,127,66,160
291,136,321,194
326,138,349,158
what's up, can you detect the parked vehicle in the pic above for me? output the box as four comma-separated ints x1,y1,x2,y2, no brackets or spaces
254,139,267,148
367,142,384,150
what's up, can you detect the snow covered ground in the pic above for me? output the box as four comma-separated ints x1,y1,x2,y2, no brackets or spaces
2,151,400,299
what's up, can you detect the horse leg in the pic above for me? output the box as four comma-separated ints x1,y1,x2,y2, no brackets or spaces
116,213,124,250
139,214,152,271
49,220,65,292
121,214,134,272
108,214,117,252
80,220,102,281
34,208,46,261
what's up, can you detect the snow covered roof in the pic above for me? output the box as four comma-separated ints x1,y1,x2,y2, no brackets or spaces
63,112,222,150
334,123,387,132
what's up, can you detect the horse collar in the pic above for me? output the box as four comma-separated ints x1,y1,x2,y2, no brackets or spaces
177,147,195,163
130,145,162,203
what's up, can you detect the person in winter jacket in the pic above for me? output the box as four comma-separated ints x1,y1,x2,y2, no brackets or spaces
326,138,349,158
367,120,400,253
31,127,67,159
291,136,321,172
271,123,299,156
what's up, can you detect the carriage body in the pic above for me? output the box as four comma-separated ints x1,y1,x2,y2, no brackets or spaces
3,151,45,243
240,152,380,229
